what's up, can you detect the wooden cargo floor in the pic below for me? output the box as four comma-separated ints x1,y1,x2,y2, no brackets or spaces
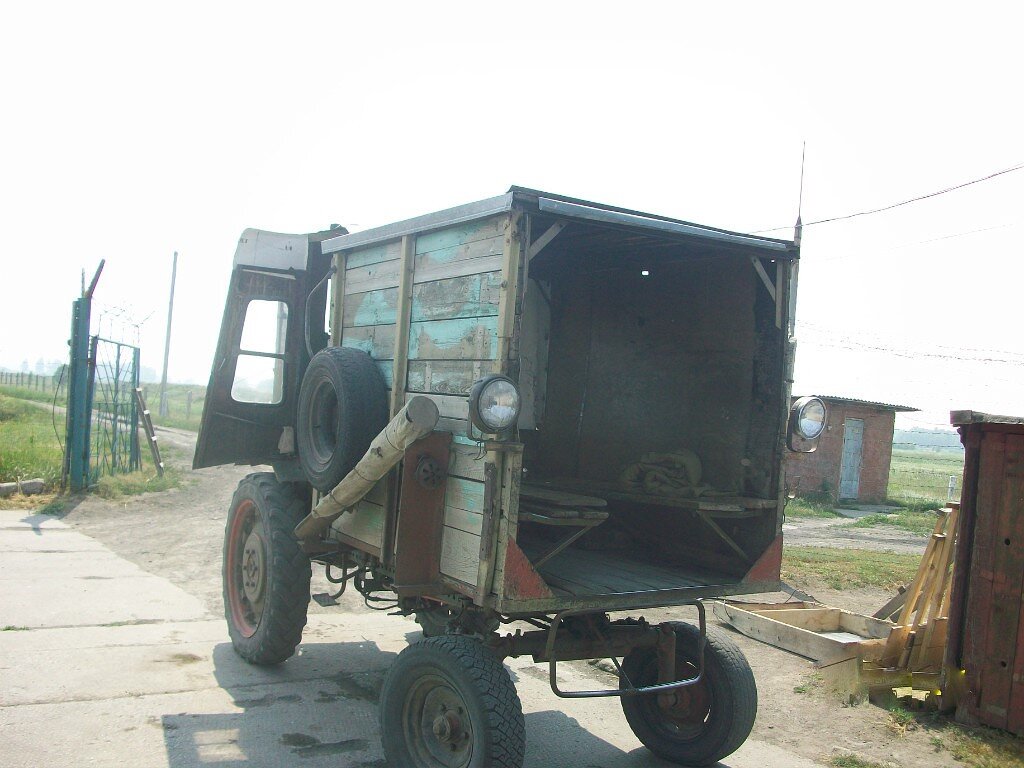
522,546,738,597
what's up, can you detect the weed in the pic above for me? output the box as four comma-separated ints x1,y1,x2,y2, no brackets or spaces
0,384,58,406
829,755,887,768
2,625,29,631
877,706,1024,768
39,496,67,515
781,546,920,591
851,510,939,536
785,498,842,519
93,467,181,499
886,706,916,736
0,395,63,487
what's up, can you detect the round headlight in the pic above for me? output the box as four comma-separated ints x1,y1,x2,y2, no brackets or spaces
469,375,521,433
792,396,827,440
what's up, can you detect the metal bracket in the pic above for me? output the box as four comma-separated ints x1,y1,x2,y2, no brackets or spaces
544,603,707,699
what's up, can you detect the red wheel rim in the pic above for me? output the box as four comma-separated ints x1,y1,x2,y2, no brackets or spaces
226,499,263,637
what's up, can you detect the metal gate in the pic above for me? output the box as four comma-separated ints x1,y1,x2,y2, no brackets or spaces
86,337,142,483
839,418,864,499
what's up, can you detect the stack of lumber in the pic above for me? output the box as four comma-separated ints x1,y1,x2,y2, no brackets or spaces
878,505,959,672
518,485,608,523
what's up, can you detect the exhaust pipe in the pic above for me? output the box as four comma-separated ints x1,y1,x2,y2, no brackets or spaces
294,395,439,541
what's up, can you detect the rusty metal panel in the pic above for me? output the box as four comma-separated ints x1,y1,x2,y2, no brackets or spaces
392,432,452,592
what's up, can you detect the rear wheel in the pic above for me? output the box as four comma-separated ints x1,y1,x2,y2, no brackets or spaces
380,635,525,767
223,473,311,664
620,622,757,766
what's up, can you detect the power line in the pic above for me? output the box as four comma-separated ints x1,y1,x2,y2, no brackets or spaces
815,221,1023,264
753,160,1024,234
798,322,1024,363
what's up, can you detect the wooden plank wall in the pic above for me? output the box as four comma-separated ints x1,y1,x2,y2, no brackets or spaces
959,428,1024,734
337,216,506,586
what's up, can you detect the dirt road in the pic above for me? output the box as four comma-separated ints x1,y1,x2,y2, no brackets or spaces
784,515,930,555
0,425,960,768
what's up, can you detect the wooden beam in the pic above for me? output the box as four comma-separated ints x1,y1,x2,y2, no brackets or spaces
390,235,416,416
528,221,566,260
329,252,347,347
750,256,777,301
494,211,524,374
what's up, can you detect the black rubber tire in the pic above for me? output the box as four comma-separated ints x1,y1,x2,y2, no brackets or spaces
222,472,312,665
620,622,757,766
296,346,388,492
380,635,525,768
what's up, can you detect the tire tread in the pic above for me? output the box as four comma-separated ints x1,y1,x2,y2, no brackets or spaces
223,472,311,665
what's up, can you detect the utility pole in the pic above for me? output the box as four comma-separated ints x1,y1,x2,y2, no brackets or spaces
158,251,177,418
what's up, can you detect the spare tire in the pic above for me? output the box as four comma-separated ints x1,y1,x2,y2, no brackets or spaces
296,347,388,492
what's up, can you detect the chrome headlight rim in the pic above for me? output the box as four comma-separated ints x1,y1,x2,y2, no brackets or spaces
468,374,521,434
791,396,827,440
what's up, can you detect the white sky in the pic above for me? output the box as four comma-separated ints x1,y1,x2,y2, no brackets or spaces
2,2,1021,431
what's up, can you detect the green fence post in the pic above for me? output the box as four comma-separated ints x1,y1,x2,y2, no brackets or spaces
65,298,93,491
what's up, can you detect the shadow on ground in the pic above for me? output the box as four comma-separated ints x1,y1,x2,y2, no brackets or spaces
157,638,690,767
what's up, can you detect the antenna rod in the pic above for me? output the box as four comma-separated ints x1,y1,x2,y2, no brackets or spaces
794,141,806,247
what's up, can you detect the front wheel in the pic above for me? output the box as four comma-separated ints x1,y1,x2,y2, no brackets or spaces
620,622,757,766
223,473,311,665
380,635,525,767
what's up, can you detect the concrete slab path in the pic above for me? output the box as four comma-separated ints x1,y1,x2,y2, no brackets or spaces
0,510,820,767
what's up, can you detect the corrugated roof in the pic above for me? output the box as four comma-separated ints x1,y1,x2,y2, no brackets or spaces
794,395,918,413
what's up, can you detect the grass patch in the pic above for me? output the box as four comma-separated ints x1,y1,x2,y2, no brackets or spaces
142,382,204,432
0,383,60,406
0,395,63,488
786,498,842,519
888,448,964,506
781,546,920,591
829,756,887,768
893,709,1024,768
851,509,940,536
93,467,182,499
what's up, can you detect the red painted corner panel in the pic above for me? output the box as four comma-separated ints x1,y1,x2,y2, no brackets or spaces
503,539,555,600
743,534,783,583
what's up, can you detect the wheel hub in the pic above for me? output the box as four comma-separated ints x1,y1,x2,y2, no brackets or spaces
241,529,266,603
408,678,474,765
659,677,711,726
431,710,464,743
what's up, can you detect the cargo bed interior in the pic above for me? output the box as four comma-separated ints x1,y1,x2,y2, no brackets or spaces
515,215,787,596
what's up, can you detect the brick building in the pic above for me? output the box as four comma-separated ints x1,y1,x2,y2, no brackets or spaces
786,396,917,503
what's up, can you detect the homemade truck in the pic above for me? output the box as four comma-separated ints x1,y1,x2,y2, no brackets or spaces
194,187,827,767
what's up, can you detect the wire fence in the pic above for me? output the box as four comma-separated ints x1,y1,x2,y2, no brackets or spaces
888,450,965,504
0,371,64,393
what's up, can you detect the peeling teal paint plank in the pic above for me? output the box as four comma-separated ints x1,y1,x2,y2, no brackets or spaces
411,272,501,323
445,476,485,514
344,288,398,327
407,317,497,361
342,324,396,359
415,216,505,255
